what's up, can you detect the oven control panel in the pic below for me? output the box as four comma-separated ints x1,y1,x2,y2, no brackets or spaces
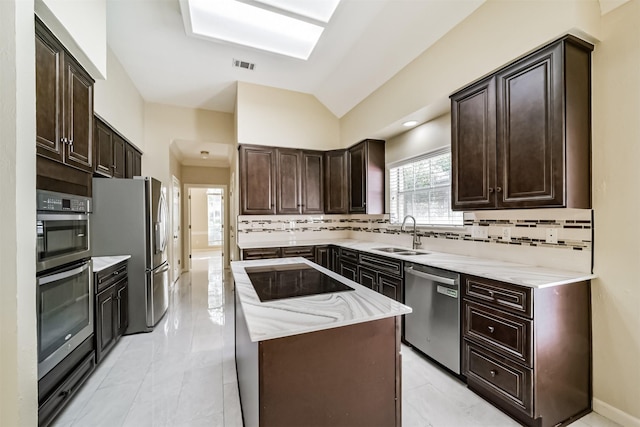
37,190,92,213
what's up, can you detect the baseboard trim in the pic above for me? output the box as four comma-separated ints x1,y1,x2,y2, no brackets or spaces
593,398,640,427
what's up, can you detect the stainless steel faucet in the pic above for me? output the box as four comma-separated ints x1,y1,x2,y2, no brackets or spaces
401,215,421,249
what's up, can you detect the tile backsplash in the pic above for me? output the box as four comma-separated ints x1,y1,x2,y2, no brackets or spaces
237,209,593,272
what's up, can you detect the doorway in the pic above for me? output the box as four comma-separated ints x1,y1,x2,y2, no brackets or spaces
186,186,226,271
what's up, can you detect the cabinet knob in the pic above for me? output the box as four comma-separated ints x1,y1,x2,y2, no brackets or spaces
113,271,119,275
488,326,495,333
68,138,73,145
487,290,494,298
61,137,68,144
59,389,70,397
496,187,502,193
490,370,497,378
488,187,494,193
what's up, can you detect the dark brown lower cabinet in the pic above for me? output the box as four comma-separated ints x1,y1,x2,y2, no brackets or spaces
339,260,358,282
281,245,314,260
356,253,404,303
236,295,402,427
95,261,129,364
241,247,281,260
462,274,591,427
38,337,95,427
314,245,330,269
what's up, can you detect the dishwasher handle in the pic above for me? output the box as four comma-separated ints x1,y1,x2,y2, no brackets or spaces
405,266,458,286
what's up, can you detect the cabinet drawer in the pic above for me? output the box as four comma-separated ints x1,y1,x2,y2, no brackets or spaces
38,352,95,427
281,246,315,260
463,301,532,366
340,248,359,263
242,247,281,260
359,253,402,277
96,262,127,293
463,340,532,417
463,275,532,317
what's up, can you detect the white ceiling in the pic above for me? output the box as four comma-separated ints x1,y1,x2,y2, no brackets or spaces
107,0,486,165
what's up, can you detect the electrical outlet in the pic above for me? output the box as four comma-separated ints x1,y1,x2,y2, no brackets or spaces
546,228,558,244
501,227,511,242
471,226,488,239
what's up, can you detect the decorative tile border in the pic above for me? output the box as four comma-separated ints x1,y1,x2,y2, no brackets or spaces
237,210,593,252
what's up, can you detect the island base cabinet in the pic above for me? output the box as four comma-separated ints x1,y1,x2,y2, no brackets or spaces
236,293,402,427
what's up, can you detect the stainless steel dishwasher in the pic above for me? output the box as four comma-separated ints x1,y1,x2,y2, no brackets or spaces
404,262,461,374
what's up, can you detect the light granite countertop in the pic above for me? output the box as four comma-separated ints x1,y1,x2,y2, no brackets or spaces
92,255,131,273
231,257,412,342
238,239,595,288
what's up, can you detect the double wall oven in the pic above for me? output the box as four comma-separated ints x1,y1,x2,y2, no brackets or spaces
36,190,93,380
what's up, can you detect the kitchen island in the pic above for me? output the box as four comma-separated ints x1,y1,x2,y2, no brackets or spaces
232,257,412,427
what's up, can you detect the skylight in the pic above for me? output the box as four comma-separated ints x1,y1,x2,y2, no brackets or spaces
181,0,340,60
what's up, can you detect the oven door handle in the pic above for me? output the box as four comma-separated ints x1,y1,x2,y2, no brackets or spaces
36,213,89,221
38,261,91,286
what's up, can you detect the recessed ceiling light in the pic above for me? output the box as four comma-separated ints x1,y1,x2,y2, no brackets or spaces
403,120,418,127
181,0,329,60
200,150,210,159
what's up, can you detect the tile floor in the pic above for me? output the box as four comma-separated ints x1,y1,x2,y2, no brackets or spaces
53,251,619,427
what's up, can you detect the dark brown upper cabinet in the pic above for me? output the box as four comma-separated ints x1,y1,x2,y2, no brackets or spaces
451,35,592,210
125,143,142,178
276,148,302,214
301,151,324,214
240,145,277,215
348,139,385,214
94,116,142,179
112,135,126,179
324,150,348,214
36,18,94,173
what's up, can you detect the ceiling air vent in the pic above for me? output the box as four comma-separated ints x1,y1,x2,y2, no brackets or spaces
232,59,255,70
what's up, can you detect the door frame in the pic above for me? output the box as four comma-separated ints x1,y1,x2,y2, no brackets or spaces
171,175,181,284
184,184,228,270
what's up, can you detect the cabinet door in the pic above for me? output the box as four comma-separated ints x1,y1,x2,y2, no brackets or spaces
240,146,276,215
379,273,402,302
496,42,563,208
112,134,126,179
96,287,116,364
276,148,302,214
94,119,113,177
324,150,348,214
451,77,497,210
63,57,93,172
115,279,129,337
35,24,64,163
330,247,340,273
339,260,358,282
314,246,330,269
125,144,134,178
133,150,142,177
301,151,324,214
348,142,367,213
359,267,378,291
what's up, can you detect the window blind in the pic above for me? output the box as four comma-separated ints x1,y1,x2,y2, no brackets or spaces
389,149,463,226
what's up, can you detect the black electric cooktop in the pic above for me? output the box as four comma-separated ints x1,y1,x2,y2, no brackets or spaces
245,263,354,302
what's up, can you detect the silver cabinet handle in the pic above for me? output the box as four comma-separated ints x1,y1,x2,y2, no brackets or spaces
404,266,457,286
490,370,497,378
488,326,495,333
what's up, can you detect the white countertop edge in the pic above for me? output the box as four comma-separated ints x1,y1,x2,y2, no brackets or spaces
237,239,594,288
232,257,412,343
92,255,131,272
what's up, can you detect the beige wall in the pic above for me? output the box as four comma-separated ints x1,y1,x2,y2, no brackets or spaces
591,0,640,423
189,188,210,250
236,82,341,150
34,0,106,79
386,113,451,165
0,0,38,424
340,0,602,146
94,47,145,150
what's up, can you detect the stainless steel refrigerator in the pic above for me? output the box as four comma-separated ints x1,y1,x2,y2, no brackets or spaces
91,177,170,334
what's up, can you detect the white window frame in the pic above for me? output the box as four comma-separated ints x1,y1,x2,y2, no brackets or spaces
388,147,463,227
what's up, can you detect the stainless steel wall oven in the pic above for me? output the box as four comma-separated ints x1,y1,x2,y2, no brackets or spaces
36,190,93,380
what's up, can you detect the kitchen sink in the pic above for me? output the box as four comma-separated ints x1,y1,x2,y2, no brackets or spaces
373,247,430,256
373,247,409,253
